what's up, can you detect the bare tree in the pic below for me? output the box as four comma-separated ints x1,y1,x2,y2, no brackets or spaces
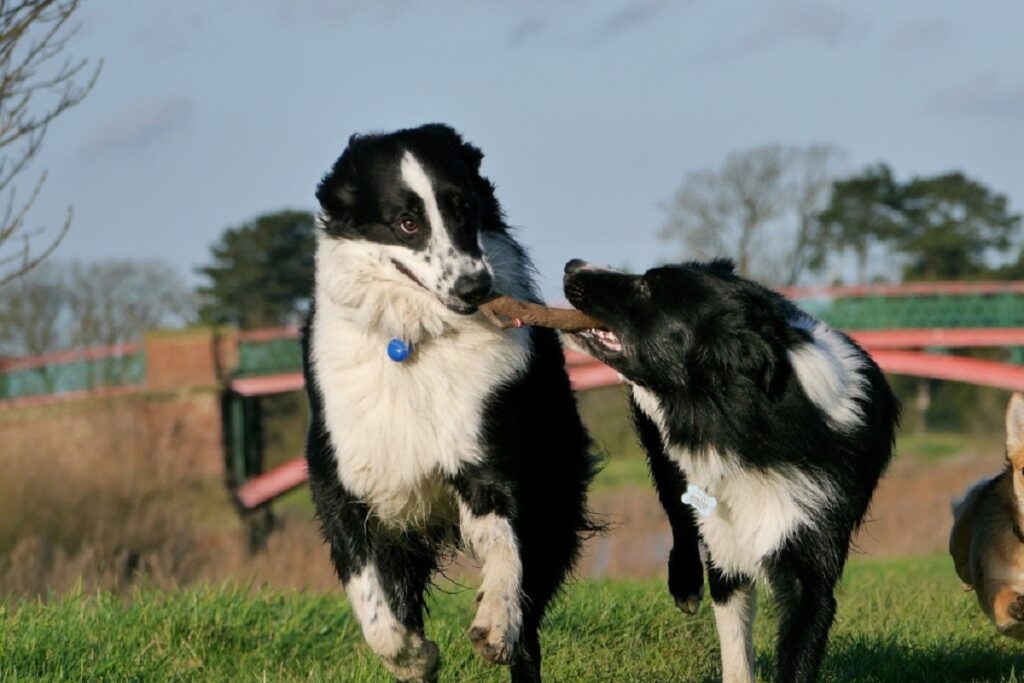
783,145,847,285
0,259,195,358
660,144,845,285
661,145,789,280
0,0,101,286
65,260,195,349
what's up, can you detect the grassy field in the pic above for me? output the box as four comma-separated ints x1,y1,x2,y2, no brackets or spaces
3,555,1023,682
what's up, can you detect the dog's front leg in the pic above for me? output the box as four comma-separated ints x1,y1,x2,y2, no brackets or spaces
771,566,838,683
344,557,439,682
454,485,523,666
709,564,757,683
309,475,438,682
631,399,704,613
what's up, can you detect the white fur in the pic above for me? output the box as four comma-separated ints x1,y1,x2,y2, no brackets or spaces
712,584,757,683
395,152,488,303
460,500,523,661
631,386,837,579
787,316,868,431
312,231,533,527
346,564,439,680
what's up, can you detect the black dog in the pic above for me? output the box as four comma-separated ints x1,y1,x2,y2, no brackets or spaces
563,259,898,683
302,124,598,682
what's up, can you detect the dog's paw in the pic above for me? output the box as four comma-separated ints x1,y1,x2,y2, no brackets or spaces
468,591,521,665
1008,594,1024,622
668,547,704,615
674,591,703,615
468,623,516,664
384,637,439,683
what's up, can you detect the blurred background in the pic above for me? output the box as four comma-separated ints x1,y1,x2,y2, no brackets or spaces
1,0,1023,598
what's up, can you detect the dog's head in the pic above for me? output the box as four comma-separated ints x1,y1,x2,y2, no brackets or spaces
1008,393,1024,489
563,259,796,395
316,124,503,315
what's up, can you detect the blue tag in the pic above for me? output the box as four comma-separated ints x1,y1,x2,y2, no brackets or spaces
681,484,717,517
387,338,413,362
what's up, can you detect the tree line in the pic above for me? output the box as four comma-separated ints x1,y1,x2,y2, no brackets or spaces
3,148,1023,357
660,145,1022,287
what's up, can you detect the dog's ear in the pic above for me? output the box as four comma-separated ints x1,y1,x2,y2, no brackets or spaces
696,324,781,397
1008,393,1024,454
706,258,736,278
735,331,784,396
316,135,361,231
420,123,484,172
421,123,504,229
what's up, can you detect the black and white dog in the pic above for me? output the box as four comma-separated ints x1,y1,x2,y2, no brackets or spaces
563,259,899,683
302,124,598,683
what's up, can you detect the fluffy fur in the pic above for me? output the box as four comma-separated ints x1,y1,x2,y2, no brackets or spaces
303,124,597,683
950,393,1024,638
563,258,899,683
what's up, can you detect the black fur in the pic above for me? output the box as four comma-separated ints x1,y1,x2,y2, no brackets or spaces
564,259,899,683
304,124,598,683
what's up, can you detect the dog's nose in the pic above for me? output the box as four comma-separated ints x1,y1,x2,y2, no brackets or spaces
564,259,589,275
453,270,493,306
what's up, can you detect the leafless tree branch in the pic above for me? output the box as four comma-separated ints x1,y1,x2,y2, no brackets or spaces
660,144,845,285
0,0,101,285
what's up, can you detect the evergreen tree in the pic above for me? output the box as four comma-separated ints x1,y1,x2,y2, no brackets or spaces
197,210,315,328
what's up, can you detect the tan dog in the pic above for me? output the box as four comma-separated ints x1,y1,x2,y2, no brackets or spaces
950,393,1024,638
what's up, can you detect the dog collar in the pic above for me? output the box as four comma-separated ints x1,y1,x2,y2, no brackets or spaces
387,338,413,362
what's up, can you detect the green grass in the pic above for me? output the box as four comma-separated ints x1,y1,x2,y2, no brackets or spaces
3,555,1023,682
897,431,1002,463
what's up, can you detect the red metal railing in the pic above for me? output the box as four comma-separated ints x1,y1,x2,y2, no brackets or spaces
233,339,1024,509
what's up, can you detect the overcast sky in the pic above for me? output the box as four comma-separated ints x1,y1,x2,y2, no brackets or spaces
22,0,1024,299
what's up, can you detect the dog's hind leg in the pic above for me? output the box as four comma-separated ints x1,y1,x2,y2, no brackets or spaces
708,565,757,683
632,401,704,614
769,564,838,683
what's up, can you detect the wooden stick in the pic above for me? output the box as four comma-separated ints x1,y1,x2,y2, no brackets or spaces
479,295,604,332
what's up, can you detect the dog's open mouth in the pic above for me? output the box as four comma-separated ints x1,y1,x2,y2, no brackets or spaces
575,327,623,355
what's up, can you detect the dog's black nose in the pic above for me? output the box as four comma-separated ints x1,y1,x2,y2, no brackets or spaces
565,259,589,275
453,270,493,306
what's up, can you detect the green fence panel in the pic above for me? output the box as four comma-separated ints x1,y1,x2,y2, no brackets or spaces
0,352,146,401
235,338,303,377
794,293,1024,330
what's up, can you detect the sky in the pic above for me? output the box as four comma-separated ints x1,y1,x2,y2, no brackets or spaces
19,0,1024,300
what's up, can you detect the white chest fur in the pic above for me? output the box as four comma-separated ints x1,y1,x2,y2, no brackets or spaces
312,299,531,527
631,386,834,579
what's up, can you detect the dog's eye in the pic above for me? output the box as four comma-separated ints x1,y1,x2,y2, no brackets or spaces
398,218,419,234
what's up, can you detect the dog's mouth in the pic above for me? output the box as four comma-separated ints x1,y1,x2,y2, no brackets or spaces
573,326,623,356
392,259,426,290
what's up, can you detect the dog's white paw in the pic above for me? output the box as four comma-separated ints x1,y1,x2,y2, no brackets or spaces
382,635,439,682
468,590,521,665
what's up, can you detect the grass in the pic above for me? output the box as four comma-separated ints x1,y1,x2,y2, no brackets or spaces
3,555,1023,682
897,431,1003,463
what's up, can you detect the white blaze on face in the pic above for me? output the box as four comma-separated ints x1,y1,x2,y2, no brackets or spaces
397,151,487,302
400,151,446,240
